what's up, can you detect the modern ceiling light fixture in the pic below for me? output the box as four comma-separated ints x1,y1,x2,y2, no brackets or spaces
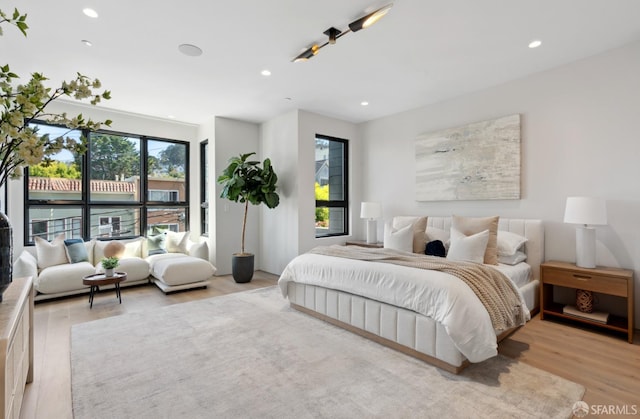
293,3,393,62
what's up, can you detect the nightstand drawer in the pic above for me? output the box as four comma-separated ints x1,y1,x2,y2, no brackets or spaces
543,269,628,297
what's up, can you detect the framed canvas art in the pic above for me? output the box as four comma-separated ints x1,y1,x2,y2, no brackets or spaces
415,114,521,201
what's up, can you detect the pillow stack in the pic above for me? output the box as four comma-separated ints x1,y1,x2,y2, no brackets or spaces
35,233,94,268
497,230,528,265
384,216,427,253
446,215,499,264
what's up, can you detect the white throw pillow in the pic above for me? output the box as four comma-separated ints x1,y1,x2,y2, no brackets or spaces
166,231,190,253
498,251,527,265
497,231,528,256
383,222,413,253
446,228,490,264
391,216,428,253
34,233,68,269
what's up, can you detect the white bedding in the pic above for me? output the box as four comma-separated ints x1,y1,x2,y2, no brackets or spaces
278,253,530,363
495,262,531,288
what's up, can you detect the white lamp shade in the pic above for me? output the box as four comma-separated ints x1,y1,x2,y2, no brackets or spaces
360,202,382,219
564,197,607,226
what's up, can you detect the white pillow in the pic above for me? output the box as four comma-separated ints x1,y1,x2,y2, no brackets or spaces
426,227,450,251
392,216,428,253
166,231,190,253
497,231,528,256
189,241,209,260
34,233,68,269
498,251,527,265
446,228,489,264
383,222,413,253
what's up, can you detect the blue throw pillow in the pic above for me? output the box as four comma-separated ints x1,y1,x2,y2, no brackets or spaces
64,238,89,263
147,233,167,255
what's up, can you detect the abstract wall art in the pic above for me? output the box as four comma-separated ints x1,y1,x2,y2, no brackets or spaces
415,114,521,201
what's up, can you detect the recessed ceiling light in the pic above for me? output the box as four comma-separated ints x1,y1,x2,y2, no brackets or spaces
168,115,176,119
178,44,203,57
361,101,369,106
81,39,93,47
83,8,98,18
528,39,542,49
261,69,271,76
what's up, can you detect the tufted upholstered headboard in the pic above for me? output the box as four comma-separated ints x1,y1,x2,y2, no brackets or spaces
426,217,545,282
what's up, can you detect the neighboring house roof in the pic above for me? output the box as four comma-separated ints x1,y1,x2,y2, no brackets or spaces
28,177,137,193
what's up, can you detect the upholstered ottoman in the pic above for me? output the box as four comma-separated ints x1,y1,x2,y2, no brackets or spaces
148,253,216,293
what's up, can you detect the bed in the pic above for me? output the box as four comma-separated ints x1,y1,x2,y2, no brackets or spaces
278,217,544,373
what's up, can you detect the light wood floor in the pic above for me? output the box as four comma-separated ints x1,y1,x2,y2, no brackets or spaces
20,274,639,419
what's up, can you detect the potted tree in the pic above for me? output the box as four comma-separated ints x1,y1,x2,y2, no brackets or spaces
217,152,279,283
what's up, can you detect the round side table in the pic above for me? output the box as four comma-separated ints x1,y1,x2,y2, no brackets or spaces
82,272,127,308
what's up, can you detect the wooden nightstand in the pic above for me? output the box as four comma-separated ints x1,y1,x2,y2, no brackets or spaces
345,240,383,248
540,261,634,343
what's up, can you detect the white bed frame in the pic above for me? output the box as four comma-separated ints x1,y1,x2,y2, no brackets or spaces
286,217,544,374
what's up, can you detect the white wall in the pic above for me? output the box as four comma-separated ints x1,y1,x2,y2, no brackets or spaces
259,110,300,275
259,110,361,275
210,117,260,275
8,101,199,258
359,40,640,323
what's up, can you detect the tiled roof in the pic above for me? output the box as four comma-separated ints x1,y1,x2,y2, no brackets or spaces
28,177,137,193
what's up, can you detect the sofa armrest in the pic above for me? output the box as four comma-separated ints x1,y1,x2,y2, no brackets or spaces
13,250,39,279
189,241,209,260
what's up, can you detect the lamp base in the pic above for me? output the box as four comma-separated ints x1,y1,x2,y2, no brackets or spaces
366,219,377,244
576,226,596,269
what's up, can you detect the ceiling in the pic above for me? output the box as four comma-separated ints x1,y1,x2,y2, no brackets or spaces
3,0,640,125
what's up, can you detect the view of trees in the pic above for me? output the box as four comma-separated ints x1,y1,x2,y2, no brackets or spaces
84,135,141,180
28,135,187,181
150,142,186,179
315,182,329,226
29,160,81,179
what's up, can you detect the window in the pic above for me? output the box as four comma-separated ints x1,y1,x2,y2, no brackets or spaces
315,135,348,237
148,190,179,201
24,121,190,244
200,140,209,236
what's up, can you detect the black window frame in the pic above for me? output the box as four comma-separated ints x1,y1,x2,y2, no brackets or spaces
315,134,349,238
200,140,208,237
23,121,190,245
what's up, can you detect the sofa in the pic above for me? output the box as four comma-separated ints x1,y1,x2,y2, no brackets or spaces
13,231,216,301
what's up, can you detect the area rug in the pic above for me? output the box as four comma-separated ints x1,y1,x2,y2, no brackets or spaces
71,286,584,419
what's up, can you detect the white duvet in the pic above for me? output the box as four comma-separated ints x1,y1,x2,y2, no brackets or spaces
278,253,530,363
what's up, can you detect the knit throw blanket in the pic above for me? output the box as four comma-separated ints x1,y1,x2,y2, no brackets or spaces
309,245,525,331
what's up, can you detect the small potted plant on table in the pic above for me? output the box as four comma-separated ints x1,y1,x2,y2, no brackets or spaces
101,257,119,277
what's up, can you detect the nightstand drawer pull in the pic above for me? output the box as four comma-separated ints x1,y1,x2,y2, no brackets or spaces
572,274,591,280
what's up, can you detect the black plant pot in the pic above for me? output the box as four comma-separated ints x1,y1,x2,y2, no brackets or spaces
0,210,13,302
232,253,254,283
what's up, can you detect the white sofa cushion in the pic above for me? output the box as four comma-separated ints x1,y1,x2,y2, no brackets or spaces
95,257,151,282
150,254,215,286
34,262,96,294
34,233,68,269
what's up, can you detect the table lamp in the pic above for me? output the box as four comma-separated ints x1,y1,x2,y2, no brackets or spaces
360,202,382,244
564,197,607,268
